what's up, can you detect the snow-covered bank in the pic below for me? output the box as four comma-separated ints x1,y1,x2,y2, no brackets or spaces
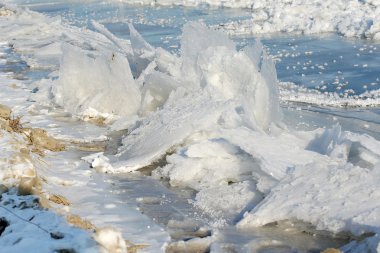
0,101,99,252
0,192,99,253
0,6,170,252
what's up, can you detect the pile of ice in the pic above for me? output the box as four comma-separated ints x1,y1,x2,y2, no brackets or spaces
217,0,380,40
48,20,280,129
116,0,380,40
0,4,139,119
66,19,380,251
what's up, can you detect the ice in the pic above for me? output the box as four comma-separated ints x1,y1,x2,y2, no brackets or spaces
53,44,141,118
113,91,232,172
91,20,133,56
103,21,380,251
215,0,380,40
111,0,380,40
110,22,281,173
2,2,380,252
238,162,380,234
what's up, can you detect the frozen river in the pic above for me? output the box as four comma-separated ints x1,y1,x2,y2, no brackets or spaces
1,0,380,252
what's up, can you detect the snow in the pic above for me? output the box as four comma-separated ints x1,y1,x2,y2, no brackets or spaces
0,192,99,253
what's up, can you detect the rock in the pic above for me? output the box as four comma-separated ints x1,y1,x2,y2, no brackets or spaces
0,218,9,236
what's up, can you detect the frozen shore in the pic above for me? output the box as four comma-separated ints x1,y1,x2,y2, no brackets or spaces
1,2,380,253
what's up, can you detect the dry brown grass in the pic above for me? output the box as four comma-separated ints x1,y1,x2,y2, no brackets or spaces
321,249,341,253
24,128,65,154
66,214,95,230
68,140,106,152
49,194,70,206
127,244,148,253
9,116,23,132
